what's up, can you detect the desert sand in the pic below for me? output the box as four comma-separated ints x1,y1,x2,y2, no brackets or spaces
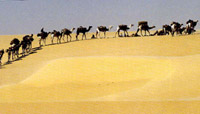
0,32,200,114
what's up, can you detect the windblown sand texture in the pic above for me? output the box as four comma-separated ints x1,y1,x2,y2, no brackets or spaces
0,32,200,114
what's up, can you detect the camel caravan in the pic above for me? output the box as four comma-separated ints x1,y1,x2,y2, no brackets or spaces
0,19,198,66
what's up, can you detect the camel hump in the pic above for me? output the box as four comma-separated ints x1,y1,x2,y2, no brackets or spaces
23,35,30,40
138,21,148,26
186,19,193,24
99,26,106,29
171,21,178,25
119,24,128,28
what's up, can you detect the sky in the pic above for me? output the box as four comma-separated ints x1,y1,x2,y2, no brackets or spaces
0,0,199,35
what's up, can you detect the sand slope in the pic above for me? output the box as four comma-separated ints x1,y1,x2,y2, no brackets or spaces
0,56,173,102
0,32,200,113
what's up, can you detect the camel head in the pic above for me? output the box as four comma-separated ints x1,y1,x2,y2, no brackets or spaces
71,28,76,32
171,22,176,26
89,26,93,29
87,26,92,31
41,28,45,33
129,24,134,28
162,24,168,28
109,25,113,31
150,26,156,29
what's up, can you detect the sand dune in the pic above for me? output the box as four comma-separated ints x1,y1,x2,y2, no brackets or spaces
91,55,200,101
0,32,200,113
0,56,173,102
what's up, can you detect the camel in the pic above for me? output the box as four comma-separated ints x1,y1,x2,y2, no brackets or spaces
135,21,155,36
76,26,92,40
37,28,50,46
179,27,186,35
96,26,113,38
186,19,198,34
10,38,21,60
162,24,172,35
115,24,133,37
0,49,4,65
152,29,165,36
170,21,183,36
21,38,28,56
6,47,12,62
22,34,34,54
50,30,62,44
61,28,75,42
27,34,34,51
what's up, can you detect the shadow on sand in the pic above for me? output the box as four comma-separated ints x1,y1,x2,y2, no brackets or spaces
1,46,43,68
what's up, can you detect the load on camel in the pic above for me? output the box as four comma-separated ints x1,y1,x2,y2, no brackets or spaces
135,21,156,36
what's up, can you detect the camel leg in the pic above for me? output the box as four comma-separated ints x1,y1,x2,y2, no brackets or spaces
125,31,127,37
104,32,106,38
135,29,139,36
22,49,24,56
140,30,143,36
114,32,118,38
126,31,129,37
153,31,158,36
61,34,64,43
69,34,72,42
41,39,43,46
114,28,120,37
96,31,98,38
26,48,28,54
23,49,25,56
62,35,65,42
44,39,46,46
8,52,11,62
12,52,14,60
39,39,41,47
29,44,32,52
147,30,151,36
59,36,62,44
76,34,79,41
123,31,126,37
59,37,61,44
66,35,68,42
171,31,174,37
42,39,44,46
96,29,100,38
85,34,87,40
144,30,147,36
16,51,19,58
76,35,78,41
99,32,101,38
56,37,59,44
51,37,54,44
118,30,120,37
